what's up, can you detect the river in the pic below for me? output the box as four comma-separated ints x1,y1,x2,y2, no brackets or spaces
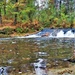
0,37,74,75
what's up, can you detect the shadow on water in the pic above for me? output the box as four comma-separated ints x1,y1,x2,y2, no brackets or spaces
0,37,75,74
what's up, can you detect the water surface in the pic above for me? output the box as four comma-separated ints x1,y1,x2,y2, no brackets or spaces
0,37,75,74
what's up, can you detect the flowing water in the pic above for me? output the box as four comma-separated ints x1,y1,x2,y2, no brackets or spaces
0,28,75,75
25,28,75,38
0,37,75,75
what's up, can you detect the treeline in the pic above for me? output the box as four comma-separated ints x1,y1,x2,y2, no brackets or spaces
0,0,35,24
0,0,75,32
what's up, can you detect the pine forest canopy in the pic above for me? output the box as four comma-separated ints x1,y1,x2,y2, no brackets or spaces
0,0,75,29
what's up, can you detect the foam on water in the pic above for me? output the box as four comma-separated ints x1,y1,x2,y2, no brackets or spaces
25,34,41,38
25,28,75,38
57,30,64,38
57,30,75,38
64,30,74,37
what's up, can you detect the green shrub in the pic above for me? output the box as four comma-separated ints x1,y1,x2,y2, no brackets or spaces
2,28,14,35
15,27,24,33
24,28,29,33
15,27,29,33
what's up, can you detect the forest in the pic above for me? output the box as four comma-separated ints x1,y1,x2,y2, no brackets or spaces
0,0,75,35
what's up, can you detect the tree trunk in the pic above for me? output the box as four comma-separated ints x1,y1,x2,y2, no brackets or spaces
4,4,6,15
14,14,17,25
0,8,2,24
4,0,6,15
3,0,6,16
66,0,69,13
59,0,61,16
14,0,18,25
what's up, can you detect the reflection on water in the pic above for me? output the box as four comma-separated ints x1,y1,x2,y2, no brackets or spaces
0,37,75,74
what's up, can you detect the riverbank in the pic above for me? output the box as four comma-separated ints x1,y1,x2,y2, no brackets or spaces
0,25,39,38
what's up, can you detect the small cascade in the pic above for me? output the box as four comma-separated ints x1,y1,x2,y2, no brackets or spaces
64,30,74,37
25,28,75,38
57,30,64,37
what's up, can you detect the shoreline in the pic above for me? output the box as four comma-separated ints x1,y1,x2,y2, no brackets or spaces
0,31,39,38
0,25,39,38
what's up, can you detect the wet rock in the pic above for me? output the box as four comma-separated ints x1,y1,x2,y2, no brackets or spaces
67,59,75,63
41,32,50,37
